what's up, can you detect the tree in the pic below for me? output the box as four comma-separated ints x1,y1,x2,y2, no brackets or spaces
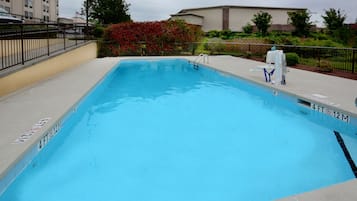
82,0,131,25
322,8,346,32
252,11,272,36
288,10,312,37
322,8,350,43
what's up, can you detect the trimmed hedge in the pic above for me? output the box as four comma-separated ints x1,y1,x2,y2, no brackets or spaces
285,52,299,66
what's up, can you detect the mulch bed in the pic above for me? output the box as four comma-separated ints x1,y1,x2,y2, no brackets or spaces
292,64,357,80
249,57,357,80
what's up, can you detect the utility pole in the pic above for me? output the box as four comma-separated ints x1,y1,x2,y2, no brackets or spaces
86,0,89,29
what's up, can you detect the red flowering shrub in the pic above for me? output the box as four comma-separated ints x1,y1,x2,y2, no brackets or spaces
99,20,203,56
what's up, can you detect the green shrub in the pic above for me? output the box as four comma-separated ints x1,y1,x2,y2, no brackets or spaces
299,39,343,47
220,30,235,40
242,23,253,34
205,38,225,54
92,25,105,38
311,32,328,40
207,30,220,38
264,34,299,45
97,39,117,58
273,31,291,37
245,51,252,58
195,38,209,54
235,33,251,38
285,52,299,66
317,60,333,72
354,37,357,48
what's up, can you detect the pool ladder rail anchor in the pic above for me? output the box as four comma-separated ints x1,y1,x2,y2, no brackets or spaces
190,53,209,70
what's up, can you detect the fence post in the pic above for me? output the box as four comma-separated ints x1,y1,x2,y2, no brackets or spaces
20,24,24,65
75,25,78,46
317,48,320,66
0,38,5,69
46,24,50,56
191,43,195,55
63,25,66,50
1,39,4,69
352,50,356,73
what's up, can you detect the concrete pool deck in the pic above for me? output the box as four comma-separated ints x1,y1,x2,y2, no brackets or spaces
0,55,356,200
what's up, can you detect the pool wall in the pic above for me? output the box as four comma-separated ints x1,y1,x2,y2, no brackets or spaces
0,58,356,197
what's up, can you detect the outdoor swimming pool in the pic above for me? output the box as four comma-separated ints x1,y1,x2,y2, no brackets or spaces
1,59,357,201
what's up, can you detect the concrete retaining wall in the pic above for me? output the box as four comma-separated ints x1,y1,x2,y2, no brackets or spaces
0,42,97,97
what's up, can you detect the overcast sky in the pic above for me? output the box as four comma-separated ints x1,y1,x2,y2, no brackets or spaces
60,0,357,27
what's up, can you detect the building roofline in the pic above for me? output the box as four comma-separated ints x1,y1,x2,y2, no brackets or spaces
178,5,307,13
170,13,204,18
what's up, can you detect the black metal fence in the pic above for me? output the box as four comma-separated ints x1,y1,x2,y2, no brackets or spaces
98,40,357,73
195,42,357,73
2,26,356,74
0,23,90,71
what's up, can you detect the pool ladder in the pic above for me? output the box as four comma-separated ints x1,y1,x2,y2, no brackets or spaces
190,53,209,70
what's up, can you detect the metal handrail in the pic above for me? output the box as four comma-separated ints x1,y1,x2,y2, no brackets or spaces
194,53,209,64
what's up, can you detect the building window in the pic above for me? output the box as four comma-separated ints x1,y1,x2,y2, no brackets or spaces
43,5,49,13
25,12,33,20
43,15,49,22
6,0,10,2
24,0,33,8
5,6,10,13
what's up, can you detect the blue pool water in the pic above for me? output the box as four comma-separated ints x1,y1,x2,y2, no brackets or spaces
1,59,356,201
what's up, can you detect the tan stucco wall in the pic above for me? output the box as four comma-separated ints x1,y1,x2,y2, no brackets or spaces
229,8,295,31
186,8,223,32
0,42,97,97
176,7,301,32
171,16,203,26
